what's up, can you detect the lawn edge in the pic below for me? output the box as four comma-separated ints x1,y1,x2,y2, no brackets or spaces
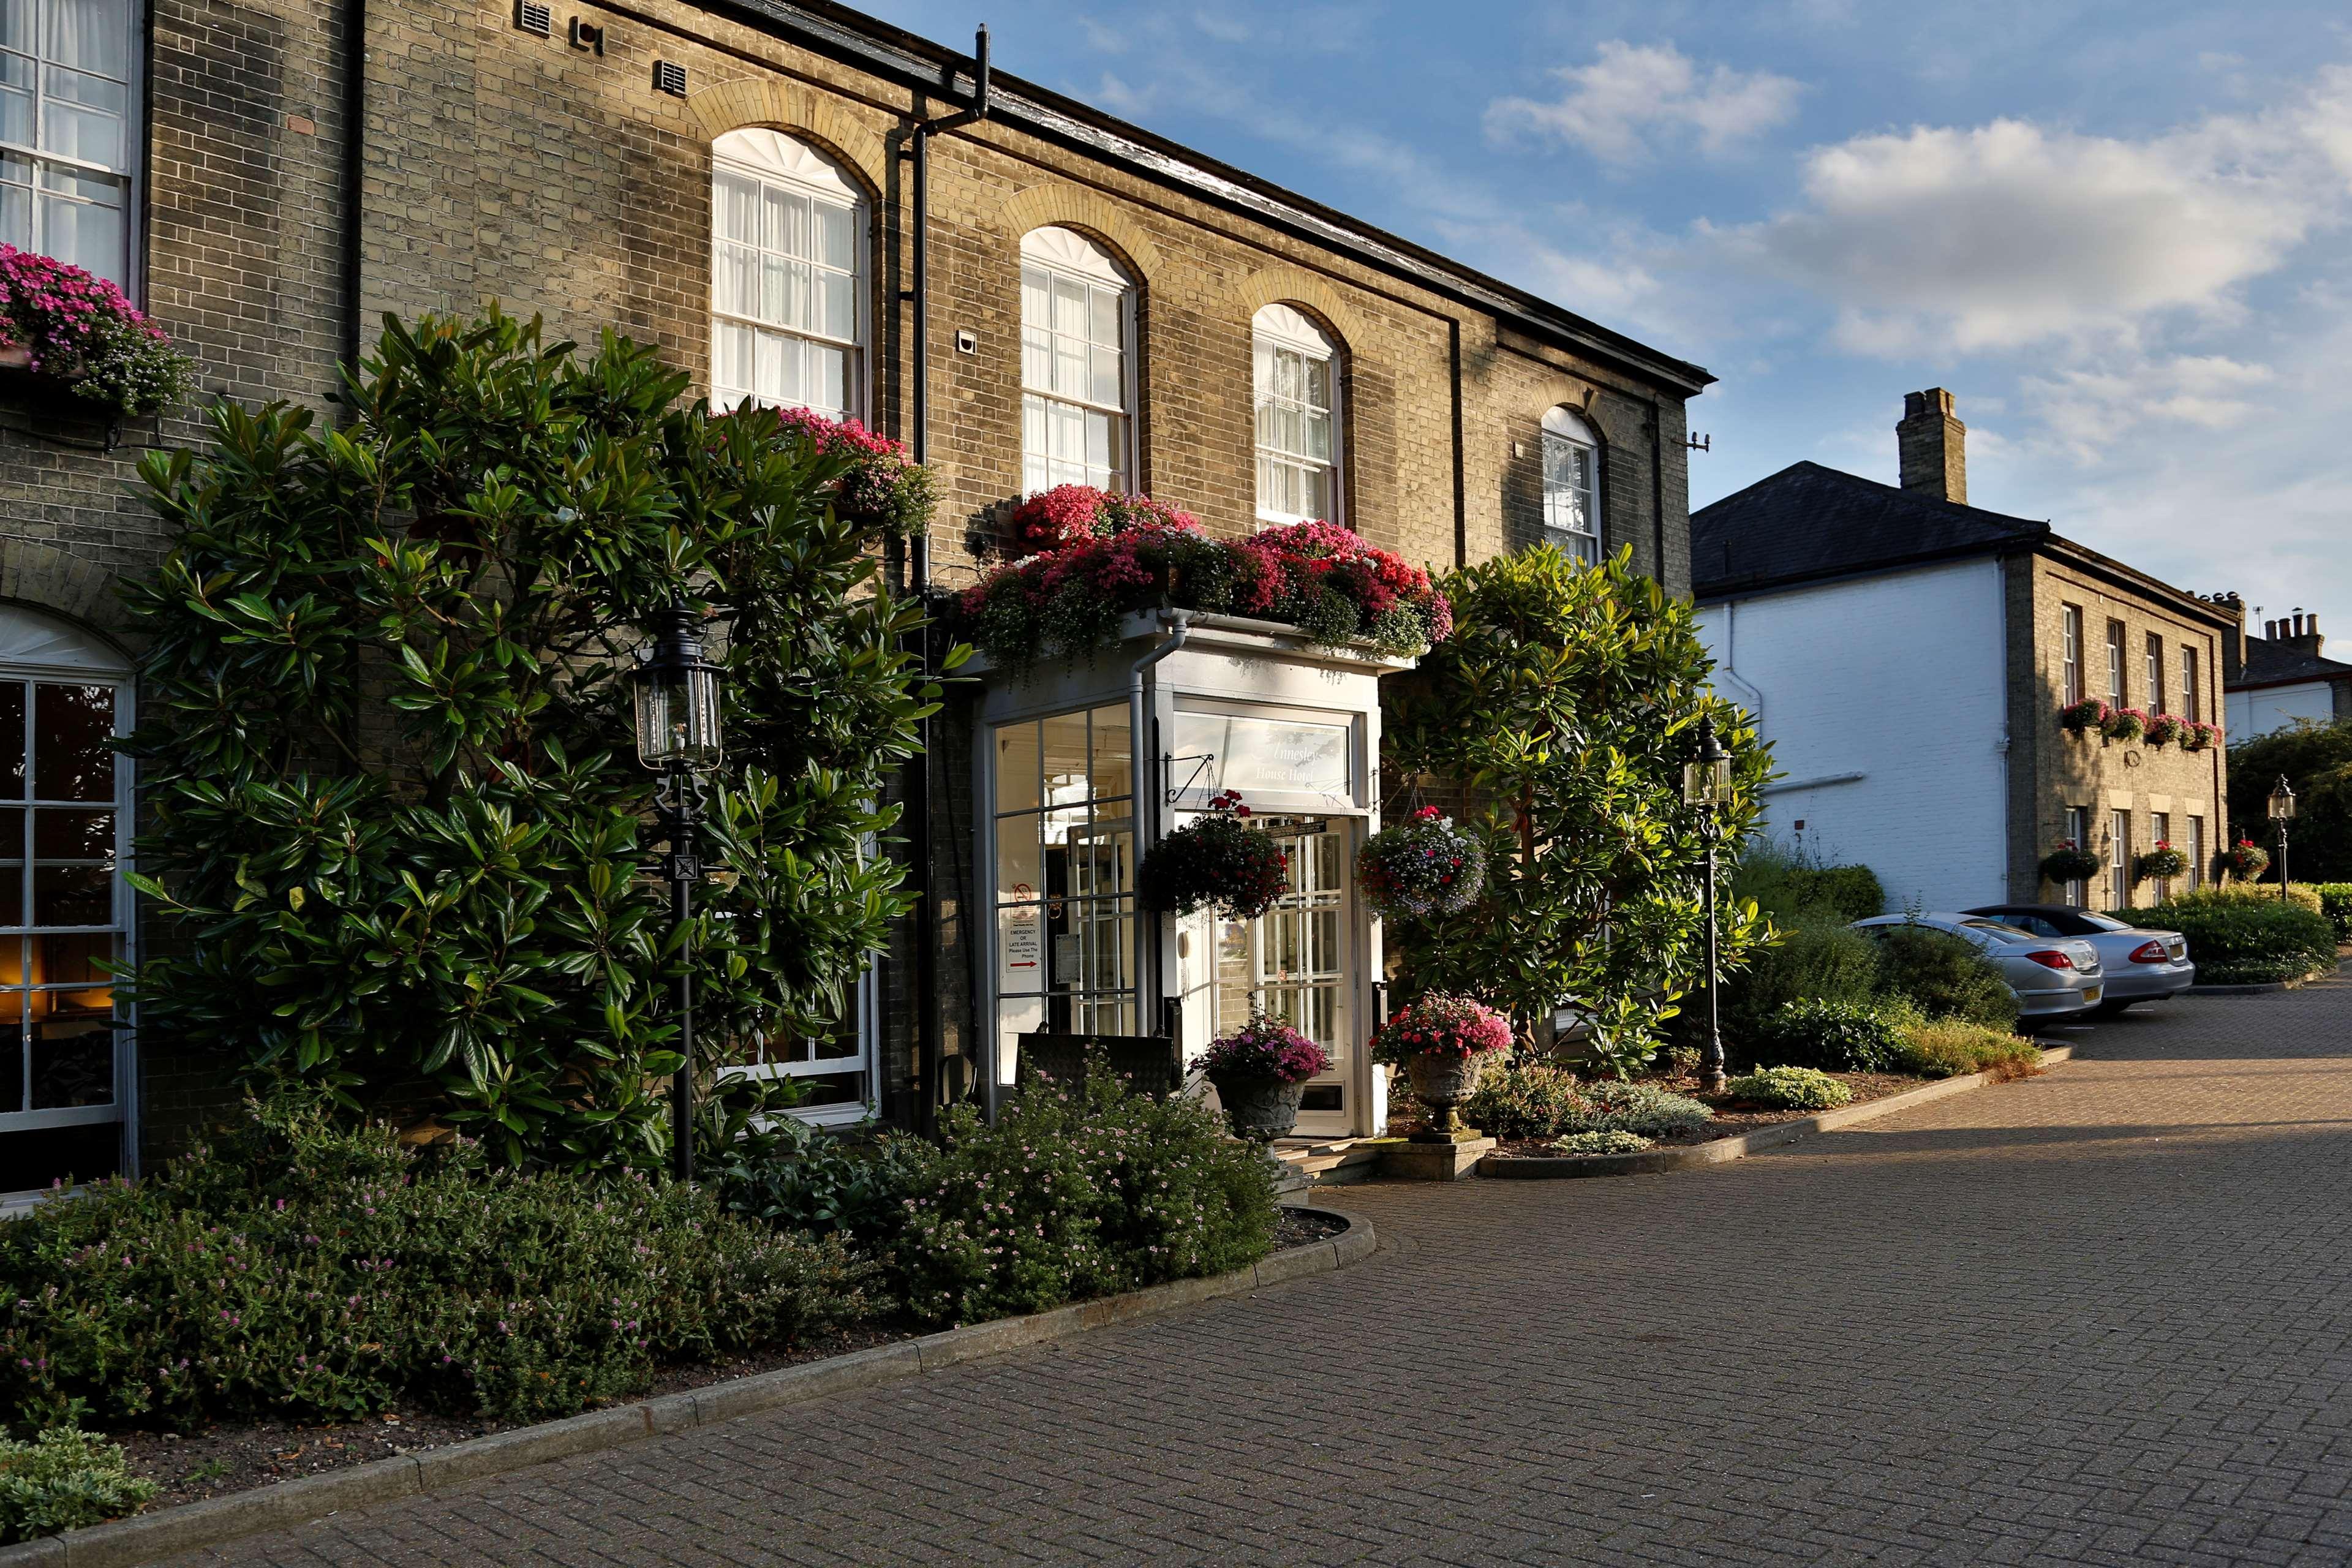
1476,1046,2078,1181
0,1207,1376,1568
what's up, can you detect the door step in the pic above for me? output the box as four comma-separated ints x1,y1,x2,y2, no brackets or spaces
1272,1137,1384,1186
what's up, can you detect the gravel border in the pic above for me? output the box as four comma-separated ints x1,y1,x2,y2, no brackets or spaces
1477,1047,2076,1180
0,1208,1376,1568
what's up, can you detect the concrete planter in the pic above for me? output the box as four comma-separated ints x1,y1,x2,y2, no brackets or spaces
1211,1074,1307,1143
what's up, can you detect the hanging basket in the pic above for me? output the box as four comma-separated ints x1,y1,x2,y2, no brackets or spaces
1355,806,1486,920
2133,844,2190,883
2057,698,2108,735
2141,714,2184,749
2038,841,2102,884
2222,839,2271,881
1136,790,1289,919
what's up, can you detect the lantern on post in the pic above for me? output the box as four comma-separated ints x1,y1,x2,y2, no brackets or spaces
2268,774,2297,903
1683,714,1733,1095
633,599,725,1182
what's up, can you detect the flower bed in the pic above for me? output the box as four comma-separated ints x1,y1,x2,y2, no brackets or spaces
954,484,1450,670
0,246,192,418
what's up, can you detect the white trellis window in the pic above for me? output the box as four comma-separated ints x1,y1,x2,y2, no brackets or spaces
1542,405,1602,562
710,128,863,420
1021,227,1131,493
0,608,132,1202
1253,303,1340,525
0,0,139,288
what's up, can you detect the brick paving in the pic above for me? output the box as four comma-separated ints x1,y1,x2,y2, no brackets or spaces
166,976,2352,1567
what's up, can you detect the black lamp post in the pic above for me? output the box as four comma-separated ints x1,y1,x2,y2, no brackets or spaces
633,599,725,1183
2269,774,2296,903
1683,714,1733,1095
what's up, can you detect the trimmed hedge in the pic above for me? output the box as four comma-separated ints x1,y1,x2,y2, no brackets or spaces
2313,883,2352,942
2122,897,2339,986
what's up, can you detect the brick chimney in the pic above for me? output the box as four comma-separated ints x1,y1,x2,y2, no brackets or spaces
1897,388,1967,505
2217,591,2247,684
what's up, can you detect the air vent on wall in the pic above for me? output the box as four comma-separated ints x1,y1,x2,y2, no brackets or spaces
569,18,605,55
514,0,551,36
653,59,687,97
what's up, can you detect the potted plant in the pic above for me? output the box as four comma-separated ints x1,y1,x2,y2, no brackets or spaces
1369,993,1513,1141
1199,1016,1331,1143
2141,713,2185,748
2057,698,2108,735
2100,706,2148,742
2222,838,2271,882
1355,805,1487,920
2179,720,2223,753
1136,790,1290,920
2133,841,2190,883
0,245,193,418
2039,839,2103,886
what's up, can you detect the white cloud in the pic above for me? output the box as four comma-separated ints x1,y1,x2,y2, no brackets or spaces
1486,41,1805,165
2019,355,2277,461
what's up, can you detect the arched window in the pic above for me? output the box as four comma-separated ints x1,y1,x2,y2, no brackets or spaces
1253,303,1340,526
710,128,863,420
1542,405,1602,563
0,606,132,1199
1020,227,1131,493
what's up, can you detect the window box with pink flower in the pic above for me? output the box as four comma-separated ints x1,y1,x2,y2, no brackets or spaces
0,247,192,422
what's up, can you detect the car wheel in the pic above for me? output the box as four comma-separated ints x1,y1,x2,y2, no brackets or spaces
2095,998,2138,1017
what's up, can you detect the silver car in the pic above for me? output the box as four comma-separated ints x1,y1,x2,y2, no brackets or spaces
1962,904,2195,1014
1852,913,2105,1025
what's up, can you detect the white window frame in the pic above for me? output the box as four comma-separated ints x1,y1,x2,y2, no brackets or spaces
2185,815,2204,890
1540,405,1603,564
2151,810,2172,902
2145,631,2166,714
1252,302,1342,527
709,128,866,422
2061,605,2083,706
1020,227,1134,494
2064,803,2090,908
2109,809,2131,911
0,0,144,293
2182,646,2201,723
2106,620,2127,708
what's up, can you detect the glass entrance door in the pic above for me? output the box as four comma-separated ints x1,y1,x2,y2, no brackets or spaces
1212,816,1352,1135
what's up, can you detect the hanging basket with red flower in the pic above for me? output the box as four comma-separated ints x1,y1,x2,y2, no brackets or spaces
2222,838,2271,881
2038,839,2103,885
2141,713,2185,748
1355,805,1487,920
1136,790,1291,919
2133,842,2190,883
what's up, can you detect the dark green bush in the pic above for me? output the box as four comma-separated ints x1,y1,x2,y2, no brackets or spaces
1461,1057,1589,1140
714,1116,932,1242
888,1065,1276,1327
1724,1065,1852,1110
1784,865,1885,922
1730,842,1883,922
2122,897,2339,986
1719,909,1885,1043
1747,998,1907,1072
2312,883,2352,941
1871,924,2019,1029
0,1426,157,1544
0,1102,868,1433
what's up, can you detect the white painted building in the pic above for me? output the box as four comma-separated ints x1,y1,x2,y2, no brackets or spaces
2223,609,2352,741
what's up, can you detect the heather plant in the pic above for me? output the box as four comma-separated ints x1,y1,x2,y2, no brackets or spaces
1725,1065,1852,1111
0,244,193,417
1460,1056,1588,1139
0,1424,156,1543
119,311,945,1170
1893,1020,2042,1080
0,1099,868,1433
888,1063,1276,1326
1550,1129,1651,1156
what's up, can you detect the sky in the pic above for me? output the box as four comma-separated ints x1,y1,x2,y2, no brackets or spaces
861,0,2352,628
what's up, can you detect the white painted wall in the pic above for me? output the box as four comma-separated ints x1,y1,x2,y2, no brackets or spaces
1698,559,2011,913
2226,680,2334,741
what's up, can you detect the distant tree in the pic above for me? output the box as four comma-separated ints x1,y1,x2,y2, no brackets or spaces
2227,720,2352,883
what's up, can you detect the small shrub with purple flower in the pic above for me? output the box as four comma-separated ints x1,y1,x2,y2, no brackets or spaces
1367,993,1514,1065
0,246,192,418
1136,790,1289,919
1197,1016,1330,1087
1355,805,1487,920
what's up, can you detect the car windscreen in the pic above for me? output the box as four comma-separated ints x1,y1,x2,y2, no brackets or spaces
1959,919,2041,943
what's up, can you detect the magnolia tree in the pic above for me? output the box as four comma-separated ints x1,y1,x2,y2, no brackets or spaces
123,311,945,1170
1381,545,1771,1076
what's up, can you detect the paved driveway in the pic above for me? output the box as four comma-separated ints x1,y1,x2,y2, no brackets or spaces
171,976,2352,1567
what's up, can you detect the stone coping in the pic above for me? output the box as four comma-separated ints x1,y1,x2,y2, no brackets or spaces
0,1209,1376,1568
1478,1047,2076,1180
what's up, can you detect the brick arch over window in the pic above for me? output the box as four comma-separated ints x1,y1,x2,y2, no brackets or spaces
996,184,1163,283
684,78,888,196
0,542,137,636
1218,265,1370,351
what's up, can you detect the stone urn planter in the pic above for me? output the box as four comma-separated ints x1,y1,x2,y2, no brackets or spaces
1210,1072,1308,1144
1370,993,1515,1147
1406,1050,1487,1142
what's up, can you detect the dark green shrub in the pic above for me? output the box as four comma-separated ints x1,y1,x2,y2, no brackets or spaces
889,1065,1276,1327
2228,720,2352,882
0,1426,157,1543
0,1101,868,1433
714,1117,932,1242
1729,841,1882,921
2307,883,2352,941
1785,864,1885,921
1894,1020,2041,1080
1747,998,1906,1072
1871,924,2019,1029
1724,1065,1852,1110
1461,1057,1588,1140
1719,909,1885,1043
2122,897,2338,986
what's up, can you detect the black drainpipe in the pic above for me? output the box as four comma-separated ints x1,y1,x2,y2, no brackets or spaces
902,26,989,1136
341,0,368,375
1649,394,1667,584
1447,318,1466,570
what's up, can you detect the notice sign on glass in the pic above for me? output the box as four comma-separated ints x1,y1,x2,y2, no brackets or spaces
1173,711,1351,801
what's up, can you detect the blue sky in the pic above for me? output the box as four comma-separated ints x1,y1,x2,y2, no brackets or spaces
865,0,2352,631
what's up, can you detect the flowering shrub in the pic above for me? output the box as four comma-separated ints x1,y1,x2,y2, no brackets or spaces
2057,698,2108,734
2101,706,2149,742
2142,713,2185,748
1356,805,1487,919
0,246,192,418
0,1426,156,1544
741,406,937,535
886,1061,1275,1326
0,1100,867,1433
1136,790,1290,919
2223,838,2272,880
1199,1016,1330,1085
1724,1065,1852,1111
2179,720,2223,752
1368,993,1514,1065
2133,841,2190,882
955,485,1449,669
2039,839,2103,886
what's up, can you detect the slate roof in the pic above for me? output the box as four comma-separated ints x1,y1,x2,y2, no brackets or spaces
2237,636,2352,690
1692,461,2051,597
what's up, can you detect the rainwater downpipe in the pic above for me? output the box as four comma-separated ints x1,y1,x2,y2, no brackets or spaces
903,26,989,1134
1129,609,1191,1045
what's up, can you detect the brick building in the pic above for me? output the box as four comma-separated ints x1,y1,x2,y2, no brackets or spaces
1694,389,2233,916
0,0,1714,1192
